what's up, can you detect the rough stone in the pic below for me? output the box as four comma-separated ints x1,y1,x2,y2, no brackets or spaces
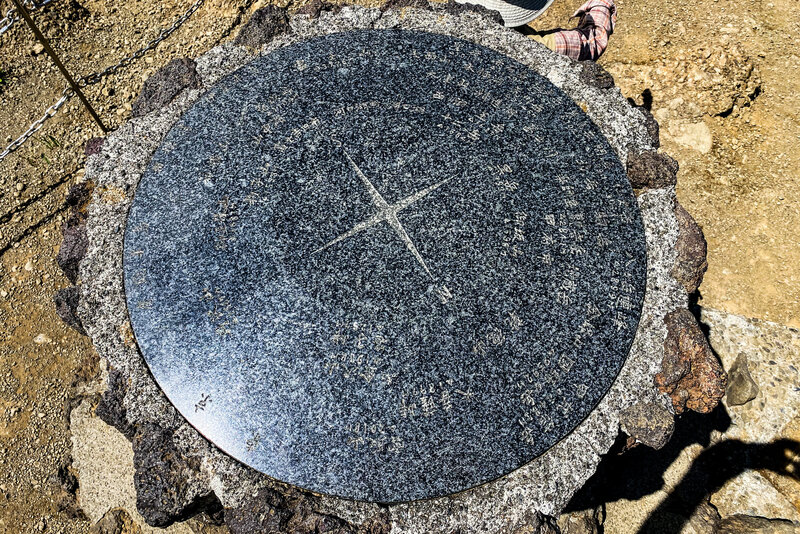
295,0,343,18
70,400,196,534
57,181,93,284
85,137,105,156
54,285,87,335
701,309,800,444
672,199,708,294
579,61,614,89
715,515,800,534
77,6,690,531
95,368,135,439
711,470,800,523
619,401,674,449
132,423,221,527
233,5,289,48
725,353,759,406
224,487,363,534
381,0,429,11
655,309,726,414
510,512,560,534
686,500,722,534
131,58,200,118
702,310,800,524
557,506,604,534
58,224,88,283
626,150,679,189
669,120,713,154
439,0,504,24
90,508,142,534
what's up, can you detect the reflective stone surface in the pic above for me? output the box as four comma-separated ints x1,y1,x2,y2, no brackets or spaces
123,29,647,502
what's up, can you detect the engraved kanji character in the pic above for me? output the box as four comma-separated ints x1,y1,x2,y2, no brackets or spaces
521,426,537,445
505,311,523,332
487,327,505,346
420,395,435,417
473,340,487,357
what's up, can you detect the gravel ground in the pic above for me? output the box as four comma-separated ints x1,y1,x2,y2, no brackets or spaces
0,0,797,530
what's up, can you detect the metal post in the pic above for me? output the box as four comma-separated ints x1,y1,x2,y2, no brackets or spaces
11,0,108,132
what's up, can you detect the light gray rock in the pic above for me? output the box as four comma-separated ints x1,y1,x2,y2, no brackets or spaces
715,515,800,534
725,353,759,406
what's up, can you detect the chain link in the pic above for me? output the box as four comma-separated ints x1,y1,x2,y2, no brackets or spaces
78,0,205,86
0,0,206,162
0,0,57,37
0,87,71,160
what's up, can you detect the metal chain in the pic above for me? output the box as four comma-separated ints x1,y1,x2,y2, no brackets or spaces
0,87,71,160
78,0,205,87
0,0,205,161
0,0,56,37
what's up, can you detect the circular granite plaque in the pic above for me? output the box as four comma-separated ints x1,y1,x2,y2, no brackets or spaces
123,29,647,502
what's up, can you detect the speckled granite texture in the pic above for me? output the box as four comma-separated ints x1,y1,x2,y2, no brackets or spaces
79,5,687,531
124,30,646,502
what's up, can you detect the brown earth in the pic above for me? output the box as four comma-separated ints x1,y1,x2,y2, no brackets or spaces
0,0,797,531
533,0,800,328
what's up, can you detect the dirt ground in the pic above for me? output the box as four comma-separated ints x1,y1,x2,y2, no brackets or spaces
0,0,797,530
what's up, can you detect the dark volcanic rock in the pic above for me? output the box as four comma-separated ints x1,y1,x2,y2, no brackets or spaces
619,401,674,449
95,368,135,439
511,512,560,534
714,514,800,534
57,182,92,284
725,353,759,406
234,6,290,48
672,199,708,294
57,224,88,283
579,61,614,89
626,150,679,189
441,0,504,24
132,423,221,527
225,487,362,534
382,0,429,10
295,0,342,18
131,59,200,118
66,180,92,209
54,286,86,335
655,309,727,414
84,137,105,156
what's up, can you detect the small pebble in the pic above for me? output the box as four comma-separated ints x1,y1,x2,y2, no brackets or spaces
33,334,51,344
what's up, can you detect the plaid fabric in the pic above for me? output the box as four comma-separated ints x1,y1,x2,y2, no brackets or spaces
552,0,616,61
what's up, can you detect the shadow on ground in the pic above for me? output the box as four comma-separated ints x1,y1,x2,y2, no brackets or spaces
565,404,800,533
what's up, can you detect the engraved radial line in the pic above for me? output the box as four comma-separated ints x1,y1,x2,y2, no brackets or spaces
314,149,442,278
393,177,452,213
343,149,390,210
313,213,383,254
386,213,433,278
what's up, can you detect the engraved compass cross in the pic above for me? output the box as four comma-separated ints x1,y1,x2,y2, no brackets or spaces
314,149,451,280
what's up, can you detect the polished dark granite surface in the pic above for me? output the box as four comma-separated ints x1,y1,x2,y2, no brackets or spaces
123,29,647,502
